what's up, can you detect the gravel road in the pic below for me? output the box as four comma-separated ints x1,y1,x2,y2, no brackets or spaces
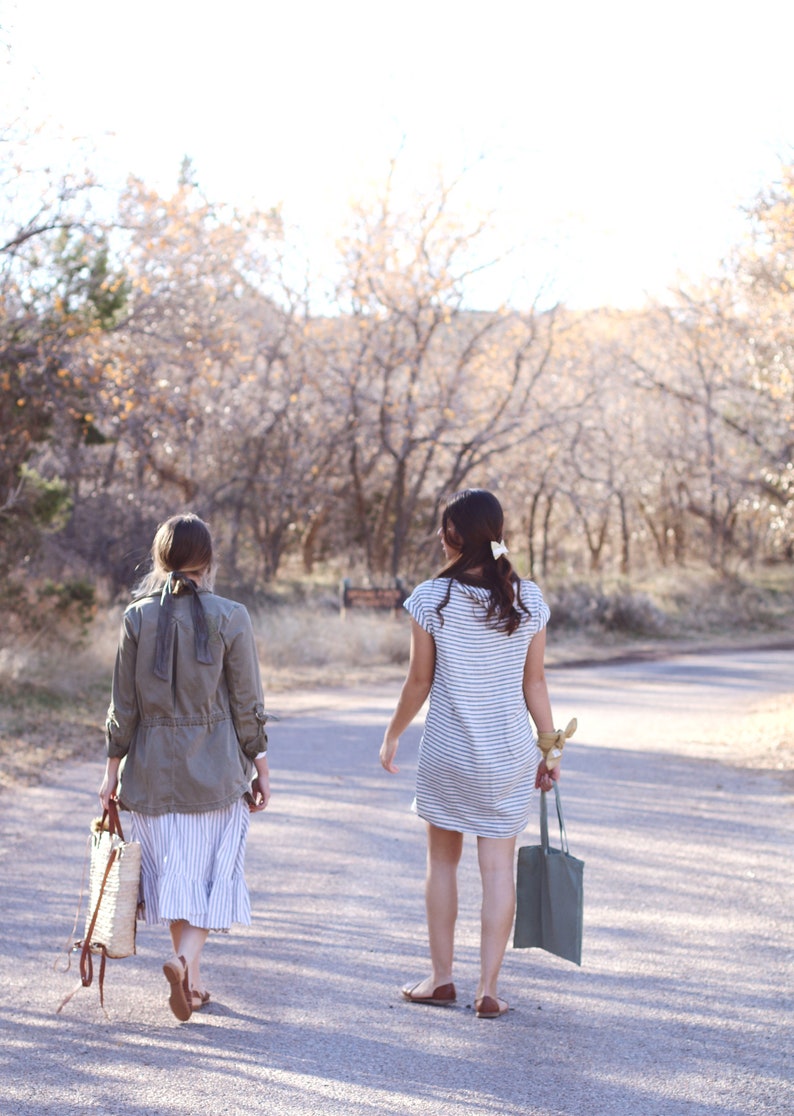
0,648,792,1116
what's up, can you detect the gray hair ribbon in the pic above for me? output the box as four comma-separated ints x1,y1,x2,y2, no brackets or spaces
153,571,213,680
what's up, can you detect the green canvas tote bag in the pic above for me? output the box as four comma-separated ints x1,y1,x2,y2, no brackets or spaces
513,783,584,965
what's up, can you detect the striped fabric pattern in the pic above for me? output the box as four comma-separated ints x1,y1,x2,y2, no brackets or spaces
405,578,550,838
131,800,252,931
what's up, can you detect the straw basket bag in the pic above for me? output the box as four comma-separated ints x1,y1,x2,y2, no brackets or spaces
57,799,141,1012
84,799,141,959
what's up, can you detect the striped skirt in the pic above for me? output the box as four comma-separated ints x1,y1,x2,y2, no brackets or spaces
130,800,252,931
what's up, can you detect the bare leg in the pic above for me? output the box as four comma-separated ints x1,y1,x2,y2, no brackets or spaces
476,835,517,1005
408,824,463,996
169,919,187,956
168,919,209,995
180,924,210,995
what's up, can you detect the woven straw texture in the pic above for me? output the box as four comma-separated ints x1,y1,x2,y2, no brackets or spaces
84,829,141,958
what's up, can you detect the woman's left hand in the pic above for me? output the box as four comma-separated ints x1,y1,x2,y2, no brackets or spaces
380,734,400,774
535,759,560,792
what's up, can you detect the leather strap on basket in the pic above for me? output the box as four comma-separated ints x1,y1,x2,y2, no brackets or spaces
79,844,118,1006
56,801,123,1014
106,797,126,842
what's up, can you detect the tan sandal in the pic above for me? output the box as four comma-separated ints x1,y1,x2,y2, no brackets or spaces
163,955,192,1022
190,989,211,1010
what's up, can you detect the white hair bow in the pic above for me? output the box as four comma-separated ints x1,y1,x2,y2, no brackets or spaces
490,539,509,560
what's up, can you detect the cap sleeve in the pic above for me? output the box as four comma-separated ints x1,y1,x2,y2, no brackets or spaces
403,581,438,635
520,579,550,634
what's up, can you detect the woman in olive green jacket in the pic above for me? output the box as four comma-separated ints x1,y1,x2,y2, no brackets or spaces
99,513,270,1022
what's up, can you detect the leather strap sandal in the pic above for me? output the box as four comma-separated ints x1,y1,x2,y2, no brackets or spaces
162,955,192,1022
402,981,456,1006
475,995,509,1019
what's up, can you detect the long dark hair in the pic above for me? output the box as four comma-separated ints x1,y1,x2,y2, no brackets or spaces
435,489,528,635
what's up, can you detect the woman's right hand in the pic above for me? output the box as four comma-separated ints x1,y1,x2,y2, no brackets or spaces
99,757,121,811
535,759,560,792
99,774,118,811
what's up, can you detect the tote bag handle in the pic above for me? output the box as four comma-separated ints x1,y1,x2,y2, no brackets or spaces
102,797,126,842
539,783,569,855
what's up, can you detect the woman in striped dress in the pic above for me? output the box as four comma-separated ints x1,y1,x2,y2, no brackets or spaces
99,514,271,1022
381,489,573,1019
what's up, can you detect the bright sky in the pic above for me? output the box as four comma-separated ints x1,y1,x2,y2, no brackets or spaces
3,0,793,309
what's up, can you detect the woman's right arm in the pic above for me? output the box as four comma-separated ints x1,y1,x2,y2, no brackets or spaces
100,613,139,806
380,618,436,774
99,756,122,810
523,626,553,731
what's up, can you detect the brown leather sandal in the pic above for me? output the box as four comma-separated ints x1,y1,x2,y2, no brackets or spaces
163,955,192,1022
190,990,211,1010
475,995,509,1019
401,981,456,1006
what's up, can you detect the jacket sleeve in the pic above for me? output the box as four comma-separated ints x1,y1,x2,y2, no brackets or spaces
105,608,142,758
223,604,268,760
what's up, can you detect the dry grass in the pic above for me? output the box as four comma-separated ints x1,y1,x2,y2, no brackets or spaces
255,605,409,691
0,619,120,791
1,569,793,792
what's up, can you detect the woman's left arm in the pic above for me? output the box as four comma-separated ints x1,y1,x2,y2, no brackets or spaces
248,753,271,813
523,627,559,792
380,619,435,774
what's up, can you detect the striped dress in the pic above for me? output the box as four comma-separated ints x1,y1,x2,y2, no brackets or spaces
405,577,550,838
130,804,252,931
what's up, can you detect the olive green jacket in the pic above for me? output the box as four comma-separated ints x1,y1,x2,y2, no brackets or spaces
106,590,267,816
